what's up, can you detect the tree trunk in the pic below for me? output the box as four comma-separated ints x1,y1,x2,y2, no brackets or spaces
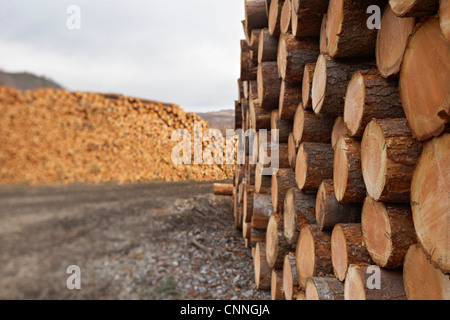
269,0,286,36
283,187,316,247
306,277,345,300
214,183,234,196
295,225,333,289
361,118,422,203
258,28,279,63
278,34,320,82
271,168,297,213
280,0,292,34
271,269,286,300
411,133,450,273
389,0,439,17
271,110,293,143
254,242,272,290
331,117,348,150
252,193,273,229
312,54,375,116
331,223,373,282
315,180,362,231
326,0,386,58
250,228,267,245
334,136,366,203
293,107,334,147
245,0,269,34
241,40,258,81
302,63,316,110
283,253,300,300
320,14,328,54
376,5,415,78
344,70,404,137
255,162,272,194
403,244,450,300
295,142,334,193
249,81,272,130
362,197,417,269
243,185,255,223
344,265,407,300
399,17,450,141
279,81,301,120
258,61,282,111
291,0,328,37
266,213,292,269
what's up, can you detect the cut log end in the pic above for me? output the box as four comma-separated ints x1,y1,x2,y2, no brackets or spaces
331,117,348,150
331,225,349,282
311,54,327,114
333,137,349,202
389,0,439,17
343,71,366,137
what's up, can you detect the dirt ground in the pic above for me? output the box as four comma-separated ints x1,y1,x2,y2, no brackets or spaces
0,181,270,300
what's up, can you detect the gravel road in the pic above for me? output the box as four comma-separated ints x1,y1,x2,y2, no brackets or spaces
0,182,270,300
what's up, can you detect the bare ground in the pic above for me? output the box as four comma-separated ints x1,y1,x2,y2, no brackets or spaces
0,181,270,300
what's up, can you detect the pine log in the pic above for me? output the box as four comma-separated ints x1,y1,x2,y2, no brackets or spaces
326,0,386,58
295,225,333,289
250,228,267,245
441,0,450,44
302,63,316,110
291,0,328,37
315,180,362,231
389,0,439,17
271,270,286,300
258,61,282,110
344,70,404,137
297,291,306,300
295,142,334,193
320,14,328,54
403,244,450,300
214,183,234,196
280,0,292,34
288,132,297,169
306,277,345,300
235,204,243,230
376,5,415,78
241,40,258,81
235,100,243,130
312,54,375,116
259,141,291,170
292,107,334,147
258,28,279,63
361,118,422,203
266,213,292,269
265,0,272,17
331,117,348,150
243,185,255,223
271,168,297,213
245,0,269,34
411,133,450,273
234,165,246,187
249,30,262,64
278,34,320,83
279,81,301,120
271,110,293,143
254,242,272,290
269,0,286,36
399,17,450,141
344,265,407,300
243,218,252,240
283,253,300,300
255,162,272,194
362,197,417,269
283,187,316,247
331,223,373,282
249,81,272,130
334,136,366,203
252,193,273,229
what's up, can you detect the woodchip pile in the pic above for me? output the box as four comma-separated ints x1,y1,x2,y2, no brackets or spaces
231,0,449,300
0,87,234,185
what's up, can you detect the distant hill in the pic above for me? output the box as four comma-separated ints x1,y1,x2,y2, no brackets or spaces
197,109,235,134
0,71,63,90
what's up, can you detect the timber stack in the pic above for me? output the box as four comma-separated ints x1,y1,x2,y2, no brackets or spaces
233,0,449,300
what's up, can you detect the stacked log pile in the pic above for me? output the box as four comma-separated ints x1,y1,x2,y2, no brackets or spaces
233,0,449,300
0,87,234,185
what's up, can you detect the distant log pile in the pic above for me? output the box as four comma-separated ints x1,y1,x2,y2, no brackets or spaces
0,87,234,185
231,0,449,301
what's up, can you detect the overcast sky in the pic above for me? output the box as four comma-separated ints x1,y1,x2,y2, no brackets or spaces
0,1,245,112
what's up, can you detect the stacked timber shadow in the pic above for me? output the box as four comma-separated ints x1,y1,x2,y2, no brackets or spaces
232,0,449,300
